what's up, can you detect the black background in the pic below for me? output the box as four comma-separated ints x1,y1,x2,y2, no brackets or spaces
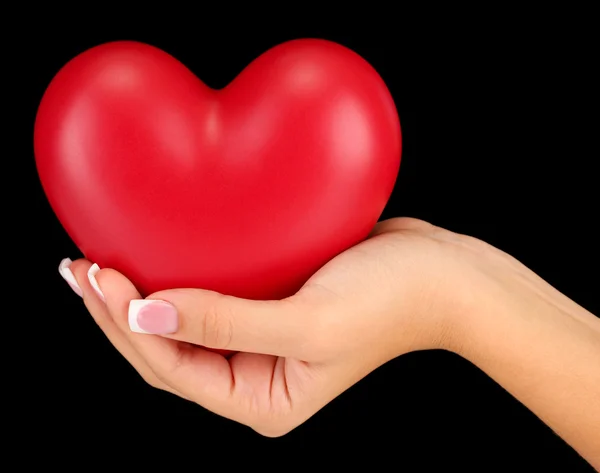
14,18,596,471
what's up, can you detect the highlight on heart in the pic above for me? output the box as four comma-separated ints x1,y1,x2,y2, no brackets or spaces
34,39,402,300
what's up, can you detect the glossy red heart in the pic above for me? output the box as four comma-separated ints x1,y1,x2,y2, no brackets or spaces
34,39,401,301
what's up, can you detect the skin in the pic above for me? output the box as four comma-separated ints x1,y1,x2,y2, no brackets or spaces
66,217,600,468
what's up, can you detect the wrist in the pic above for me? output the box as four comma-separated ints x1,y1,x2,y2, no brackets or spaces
449,272,599,365
444,269,600,466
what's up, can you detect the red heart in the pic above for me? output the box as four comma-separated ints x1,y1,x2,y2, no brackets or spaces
35,39,401,302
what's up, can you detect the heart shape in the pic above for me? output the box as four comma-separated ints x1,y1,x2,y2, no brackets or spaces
35,39,401,300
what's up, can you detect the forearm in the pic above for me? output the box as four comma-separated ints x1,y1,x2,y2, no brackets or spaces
456,283,600,468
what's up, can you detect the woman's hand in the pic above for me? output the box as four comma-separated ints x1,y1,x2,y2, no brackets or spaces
61,218,469,435
59,216,600,469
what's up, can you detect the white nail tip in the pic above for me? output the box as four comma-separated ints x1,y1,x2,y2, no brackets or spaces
129,300,154,334
58,258,83,297
87,263,105,301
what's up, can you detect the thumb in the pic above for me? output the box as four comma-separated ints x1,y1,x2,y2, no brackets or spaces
127,289,315,358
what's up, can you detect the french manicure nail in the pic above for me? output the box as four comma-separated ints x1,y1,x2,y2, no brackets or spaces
87,263,105,302
58,258,83,297
129,300,179,334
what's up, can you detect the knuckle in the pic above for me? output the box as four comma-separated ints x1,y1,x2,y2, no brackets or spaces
252,418,297,438
202,298,234,349
140,373,162,390
374,217,434,235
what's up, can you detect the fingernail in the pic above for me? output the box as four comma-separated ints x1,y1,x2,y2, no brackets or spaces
58,258,83,297
129,300,178,334
87,263,105,302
